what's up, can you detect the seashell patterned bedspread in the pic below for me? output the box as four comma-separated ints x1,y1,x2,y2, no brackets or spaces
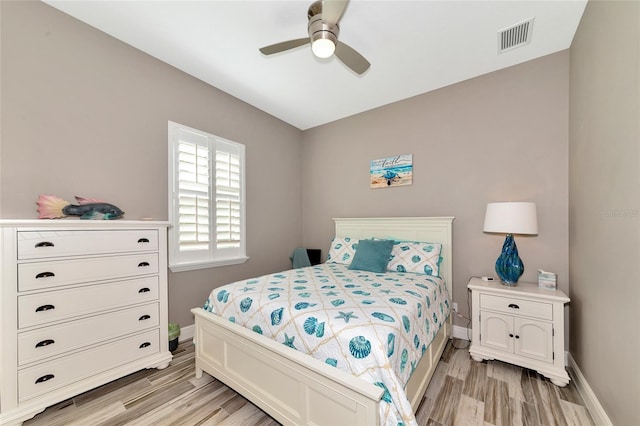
203,263,450,426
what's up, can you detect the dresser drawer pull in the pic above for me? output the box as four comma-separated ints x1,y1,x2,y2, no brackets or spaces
35,272,55,279
139,342,151,349
35,374,55,384
138,238,150,243
35,339,55,348
138,261,150,267
138,314,151,321
138,287,151,293
35,304,55,312
507,303,520,309
34,241,55,248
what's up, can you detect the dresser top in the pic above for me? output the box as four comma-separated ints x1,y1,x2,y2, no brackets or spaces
0,219,169,229
468,277,569,303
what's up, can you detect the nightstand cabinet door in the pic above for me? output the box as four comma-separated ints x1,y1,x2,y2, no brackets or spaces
515,318,553,363
480,312,514,353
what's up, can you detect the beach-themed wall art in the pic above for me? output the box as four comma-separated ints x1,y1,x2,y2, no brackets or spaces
370,154,413,188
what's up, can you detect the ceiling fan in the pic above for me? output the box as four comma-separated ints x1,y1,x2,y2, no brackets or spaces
259,0,370,75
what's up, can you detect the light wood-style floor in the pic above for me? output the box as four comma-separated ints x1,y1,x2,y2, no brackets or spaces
24,339,594,426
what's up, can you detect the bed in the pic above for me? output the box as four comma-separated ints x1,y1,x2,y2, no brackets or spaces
191,216,454,425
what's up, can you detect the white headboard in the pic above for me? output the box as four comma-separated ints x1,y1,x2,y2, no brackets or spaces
333,217,454,297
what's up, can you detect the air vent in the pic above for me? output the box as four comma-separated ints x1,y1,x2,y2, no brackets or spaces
498,18,534,53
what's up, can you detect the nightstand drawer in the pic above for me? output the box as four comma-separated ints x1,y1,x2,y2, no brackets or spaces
480,294,552,320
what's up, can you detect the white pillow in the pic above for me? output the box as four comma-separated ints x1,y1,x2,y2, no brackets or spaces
326,237,359,265
387,241,443,276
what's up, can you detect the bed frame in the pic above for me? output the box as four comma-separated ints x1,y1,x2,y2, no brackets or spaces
191,217,454,425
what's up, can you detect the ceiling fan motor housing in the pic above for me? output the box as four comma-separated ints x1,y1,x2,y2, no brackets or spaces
308,1,339,49
308,19,339,47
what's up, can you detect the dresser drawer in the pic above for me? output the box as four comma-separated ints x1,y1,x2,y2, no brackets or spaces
18,253,158,291
18,303,160,366
480,294,553,320
18,277,159,329
18,329,159,402
17,230,158,260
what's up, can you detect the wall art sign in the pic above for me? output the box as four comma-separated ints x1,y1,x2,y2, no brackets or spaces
370,154,413,188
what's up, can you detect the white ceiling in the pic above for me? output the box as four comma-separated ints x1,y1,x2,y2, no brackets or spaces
44,0,586,130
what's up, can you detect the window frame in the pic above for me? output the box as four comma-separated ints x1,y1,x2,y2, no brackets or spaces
168,121,248,272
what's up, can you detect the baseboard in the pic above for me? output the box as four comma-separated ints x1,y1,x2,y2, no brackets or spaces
568,353,613,426
452,325,471,341
179,324,195,342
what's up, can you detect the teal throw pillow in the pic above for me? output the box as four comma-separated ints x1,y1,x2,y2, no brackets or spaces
348,239,394,273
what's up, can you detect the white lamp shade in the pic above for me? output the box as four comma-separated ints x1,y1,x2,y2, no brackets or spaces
483,202,538,235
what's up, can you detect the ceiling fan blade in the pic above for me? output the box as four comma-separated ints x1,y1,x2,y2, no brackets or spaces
259,38,310,55
322,0,348,25
335,42,370,75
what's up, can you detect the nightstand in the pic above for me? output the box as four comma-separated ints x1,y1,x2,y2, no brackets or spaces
467,277,570,386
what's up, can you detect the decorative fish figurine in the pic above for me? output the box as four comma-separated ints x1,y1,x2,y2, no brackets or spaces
37,194,124,220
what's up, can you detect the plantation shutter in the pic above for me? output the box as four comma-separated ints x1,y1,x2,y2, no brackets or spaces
215,141,242,249
168,121,246,271
178,140,210,252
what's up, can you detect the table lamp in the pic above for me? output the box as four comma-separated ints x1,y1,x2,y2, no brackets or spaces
483,202,538,285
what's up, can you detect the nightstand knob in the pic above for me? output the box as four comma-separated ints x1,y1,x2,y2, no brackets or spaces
508,303,520,309
509,333,514,338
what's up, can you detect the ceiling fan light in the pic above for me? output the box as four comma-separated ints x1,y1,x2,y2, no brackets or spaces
311,38,335,58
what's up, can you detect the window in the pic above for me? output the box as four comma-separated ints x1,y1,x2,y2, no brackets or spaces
168,121,247,272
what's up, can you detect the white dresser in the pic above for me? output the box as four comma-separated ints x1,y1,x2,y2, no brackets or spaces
467,277,570,386
0,220,173,425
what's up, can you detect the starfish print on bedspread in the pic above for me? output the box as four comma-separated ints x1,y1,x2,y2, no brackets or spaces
283,333,296,349
335,311,358,323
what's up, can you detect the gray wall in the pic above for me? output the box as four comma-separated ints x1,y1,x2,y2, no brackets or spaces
0,1,303,327
569,1,640,424
302,51,570,329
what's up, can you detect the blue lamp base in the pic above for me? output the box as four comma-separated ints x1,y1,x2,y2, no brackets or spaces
495,234,524,285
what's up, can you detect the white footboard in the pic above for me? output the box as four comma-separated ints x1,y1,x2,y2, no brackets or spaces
192,308,452,425
192,307,382,426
